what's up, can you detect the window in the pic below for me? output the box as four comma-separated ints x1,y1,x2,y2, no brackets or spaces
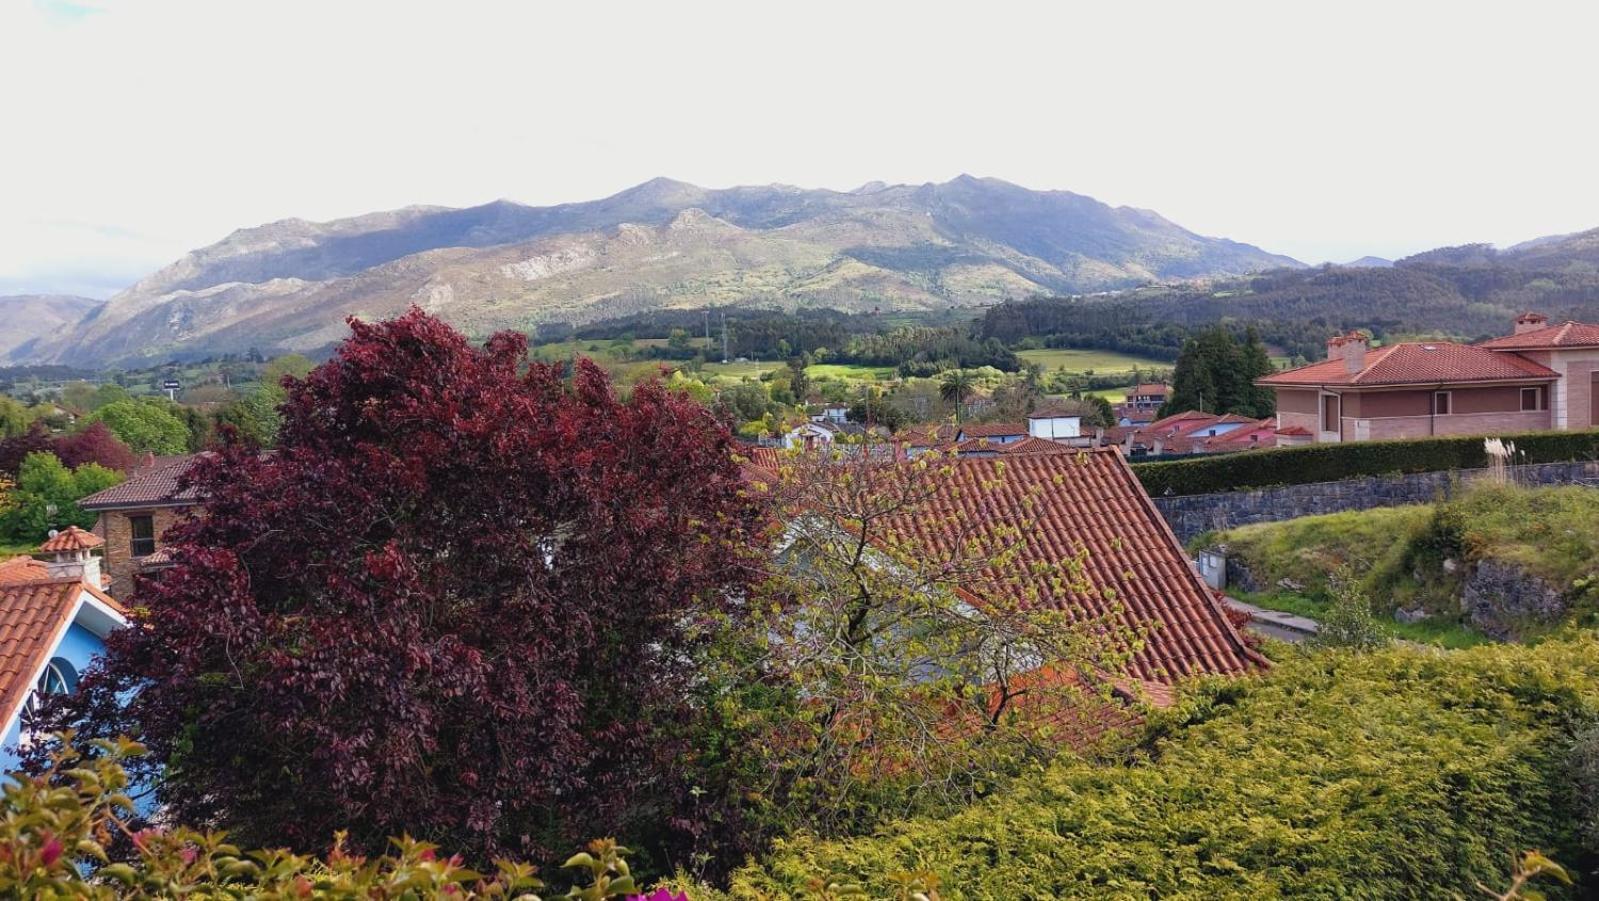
130,514,156,557
1433,391,1452,415
1521,387,1544,412
22,657,78,740
1321,394,1340,433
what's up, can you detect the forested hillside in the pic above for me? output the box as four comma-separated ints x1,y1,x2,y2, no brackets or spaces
979,228,1599,360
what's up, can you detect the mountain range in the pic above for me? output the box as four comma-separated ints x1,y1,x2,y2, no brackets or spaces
10,176,1300,364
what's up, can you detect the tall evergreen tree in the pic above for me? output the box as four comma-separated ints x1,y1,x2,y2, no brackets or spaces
1159,327,1266,418
1239,327,1277,417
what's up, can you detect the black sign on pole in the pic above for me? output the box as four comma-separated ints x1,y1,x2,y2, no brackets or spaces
162,379,181,391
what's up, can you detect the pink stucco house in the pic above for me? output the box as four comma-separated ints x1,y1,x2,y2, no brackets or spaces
1260,313,1599,444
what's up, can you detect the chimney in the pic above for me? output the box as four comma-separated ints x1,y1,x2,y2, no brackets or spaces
1327,330,1368,374
39,526,104,587
1514,311,1549,335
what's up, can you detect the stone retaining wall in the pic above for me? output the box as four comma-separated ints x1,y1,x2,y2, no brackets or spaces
1152,460,1599,544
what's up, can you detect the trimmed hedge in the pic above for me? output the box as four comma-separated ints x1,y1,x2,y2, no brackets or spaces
1133,427,1599,497
732,638,1599,899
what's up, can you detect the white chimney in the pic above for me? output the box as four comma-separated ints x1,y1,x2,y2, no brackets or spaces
39,526,104,587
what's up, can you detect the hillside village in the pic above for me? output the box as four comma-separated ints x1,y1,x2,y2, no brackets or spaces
0,300,1598,897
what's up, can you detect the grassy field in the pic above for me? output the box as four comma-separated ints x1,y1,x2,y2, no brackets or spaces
1087,387,1128,403
804,363,897,381
0,541,36,558
701,360,775,380
1017,348,1169,375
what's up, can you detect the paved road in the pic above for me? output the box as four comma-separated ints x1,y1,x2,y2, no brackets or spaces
1223,596,1319,644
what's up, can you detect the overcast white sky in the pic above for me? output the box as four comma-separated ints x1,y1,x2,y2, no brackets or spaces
3,0,1597,297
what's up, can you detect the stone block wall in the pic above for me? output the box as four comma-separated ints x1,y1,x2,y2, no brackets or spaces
1152,460,1599,544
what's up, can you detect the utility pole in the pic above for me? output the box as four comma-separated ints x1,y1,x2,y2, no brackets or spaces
721,312,729,363
704,309,711,345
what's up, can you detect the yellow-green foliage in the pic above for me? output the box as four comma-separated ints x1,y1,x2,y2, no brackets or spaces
732,638,1599,899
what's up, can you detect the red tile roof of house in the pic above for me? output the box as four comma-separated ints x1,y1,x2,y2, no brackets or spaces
994,436,1077,455
1478,320,1599,350
79,454,200,511
0,576,125,736
0,557,49,585
38,526,103,553
0,580,83,733
875,450,1267,683
1132,383,1169,396
1275,425,1313,437
955,422,1029,439
901,424,959,448
1258,342,1558,387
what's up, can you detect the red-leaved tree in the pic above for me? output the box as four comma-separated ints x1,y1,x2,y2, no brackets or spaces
0,423,54,476
53,422,137,472
41,309,766,867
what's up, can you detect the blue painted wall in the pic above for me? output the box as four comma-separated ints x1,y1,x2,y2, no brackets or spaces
0,622,106,773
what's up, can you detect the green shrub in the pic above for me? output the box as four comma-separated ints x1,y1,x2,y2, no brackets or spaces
1134,428,1599,497
732,637,1599,899
2,734,660,899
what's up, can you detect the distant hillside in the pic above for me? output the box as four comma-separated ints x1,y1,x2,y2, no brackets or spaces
980,228,1599,361
25,176,1299,364
1341,256,1393,268
0,294,102,361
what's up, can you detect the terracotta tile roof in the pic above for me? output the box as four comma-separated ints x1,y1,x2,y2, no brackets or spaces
1260,342,1558,388
738,446,786,481
1479,320,1599,350
1275,425,1313,437
38,526,104,553
955,422,1028,440
994,436,1077,455
1131,383,1169,396
0,557,49,585
909,424,960,448
79,454,200,511
875,450,1267,683
0,579,84,734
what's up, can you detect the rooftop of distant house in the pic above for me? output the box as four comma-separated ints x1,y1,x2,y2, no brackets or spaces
1259,332,1558,388
78,453,200,511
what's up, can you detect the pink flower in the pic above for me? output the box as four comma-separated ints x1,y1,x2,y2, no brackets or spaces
39,834,62,867
629,891,689,901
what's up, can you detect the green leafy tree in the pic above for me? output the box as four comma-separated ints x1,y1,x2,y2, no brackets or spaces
786,358,811,403
84,398,189,455
0,396,33,439
0,452,122,542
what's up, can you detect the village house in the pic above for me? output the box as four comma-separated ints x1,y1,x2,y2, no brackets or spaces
1115,383,1170,425
0,527,128,770
1100,410,1281,457
78,454,199,598
1260,313,1599,443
